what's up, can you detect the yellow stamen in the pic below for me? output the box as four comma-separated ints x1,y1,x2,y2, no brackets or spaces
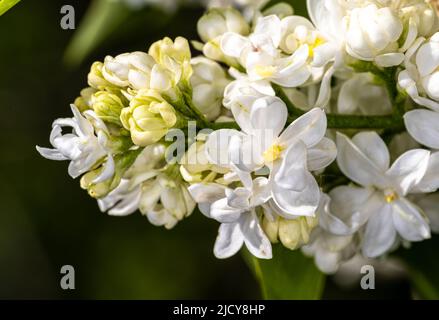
263,144,285,163
254,65,277,78
384,191,398,203
308,37,325,57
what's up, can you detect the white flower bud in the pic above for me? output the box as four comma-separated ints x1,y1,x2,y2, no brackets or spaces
344,4,404,66
102,52,155,89
197,7,249,43
190,57,230,121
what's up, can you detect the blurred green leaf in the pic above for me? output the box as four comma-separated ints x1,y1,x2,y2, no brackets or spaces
397,236,439,299
244,245,325,299
0,0,20,16
64,0,131,67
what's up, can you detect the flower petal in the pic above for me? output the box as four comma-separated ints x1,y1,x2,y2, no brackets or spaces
362,202,396,258
220,32,249,58
321,186,375,235
249,96,287,138
307,137,337,171
392,198,431,242
279,108,326,148
404,109,439,149
336,132,388,188
386,149,430,195
241,212,272,259
214,222,245,259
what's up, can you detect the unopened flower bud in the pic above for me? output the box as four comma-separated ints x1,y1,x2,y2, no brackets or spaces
120,89,178,146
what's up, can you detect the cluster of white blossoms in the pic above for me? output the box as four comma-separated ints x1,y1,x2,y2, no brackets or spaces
38,1,439,274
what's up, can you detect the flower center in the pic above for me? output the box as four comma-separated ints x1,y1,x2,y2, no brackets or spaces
308,37,325,57
254,65,277,78
384,189,399,203
263,143,285,163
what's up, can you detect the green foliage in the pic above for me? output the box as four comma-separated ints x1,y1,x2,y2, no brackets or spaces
0,0,20,16
397,236,439,300
244,245,325,300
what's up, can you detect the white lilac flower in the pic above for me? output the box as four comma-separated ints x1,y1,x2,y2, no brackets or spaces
399,33,439,111
37,105,115,183
98,145,195,229
205,96,336,216
220,14,335,88
188,171,272,259
301,193,358,274
328,132,431,258
190,57,230,121
337,72,392,115
307,0,437,67
302,227,357,274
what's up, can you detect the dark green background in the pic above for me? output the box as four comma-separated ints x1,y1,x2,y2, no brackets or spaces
0,0,414,299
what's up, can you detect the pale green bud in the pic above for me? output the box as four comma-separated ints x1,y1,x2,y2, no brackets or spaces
91,91,125,125
148,37,193,87
74,87,96,113
120,89,178,147
88,61,116,90
262,215,319,250
149,36,191,65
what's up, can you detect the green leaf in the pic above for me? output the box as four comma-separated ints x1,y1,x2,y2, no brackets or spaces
397,235,439,300
63,0,131,67
243,244,325,299
0,0,20,16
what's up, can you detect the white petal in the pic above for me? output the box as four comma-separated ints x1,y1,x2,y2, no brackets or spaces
322,186,375,235
352,132,390,171
415,152,439,193
362,202,397,258
205,129,242,167
392,198,431,242
210,198,243,223
241,212,272,259
386,149,430,195
249,96,287,137
273,141,308,191
36,146,68,161
375,53,404,67
307,137,337,171
404,109,439,149
214,222,245,259
271,149,320,218
336,132,388,188
220,32,249,58
92,155,115,183
314,65,335,108
188,183,226,203
254,15,282,48
279,108,326,148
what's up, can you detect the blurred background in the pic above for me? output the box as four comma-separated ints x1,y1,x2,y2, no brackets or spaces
0,0,434,299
